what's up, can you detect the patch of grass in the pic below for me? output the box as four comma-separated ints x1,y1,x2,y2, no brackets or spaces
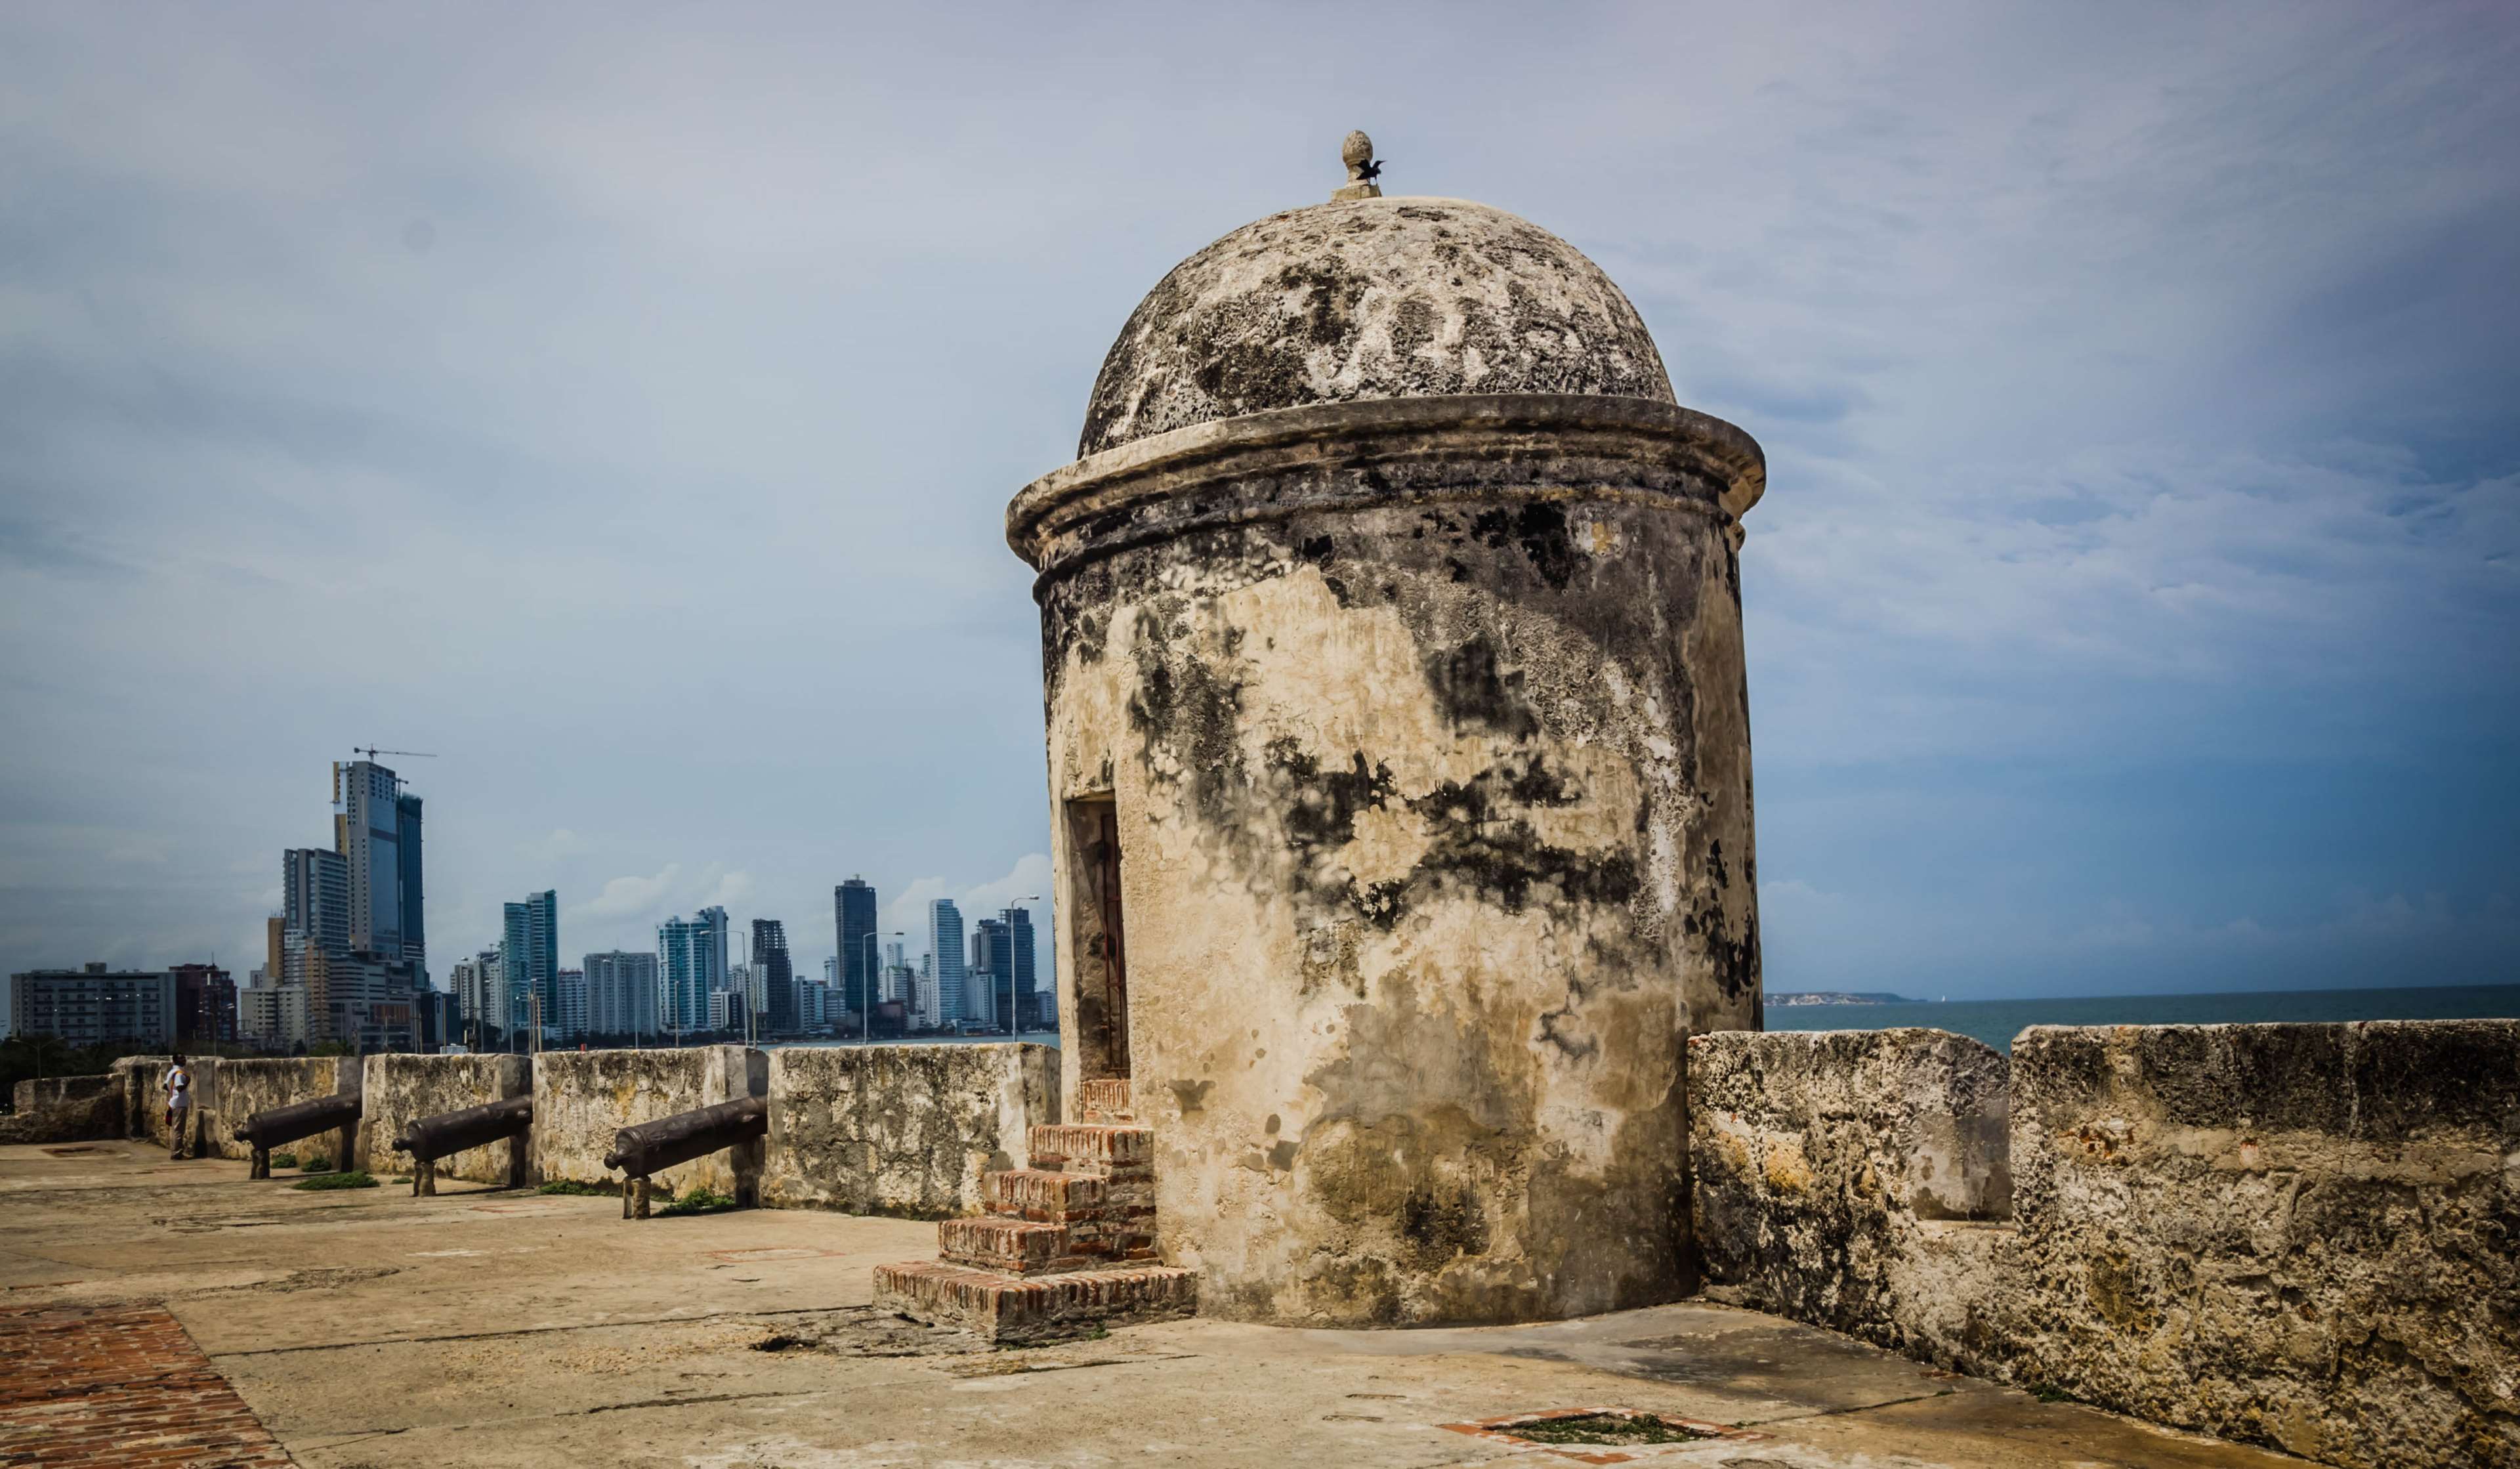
2030,1384,2076,1403
1500,1413,1714,1446
269,1152,298,1169
298,1154,333,1173
652,1183,740,1216
291,1170,379,1191
537,1179,616,1197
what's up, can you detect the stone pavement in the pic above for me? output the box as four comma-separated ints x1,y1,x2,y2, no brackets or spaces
0,1139,2318,1467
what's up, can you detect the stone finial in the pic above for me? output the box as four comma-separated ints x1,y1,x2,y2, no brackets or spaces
1332,129,1383,202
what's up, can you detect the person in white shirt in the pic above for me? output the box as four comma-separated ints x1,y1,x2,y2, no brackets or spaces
165,1054,192,1160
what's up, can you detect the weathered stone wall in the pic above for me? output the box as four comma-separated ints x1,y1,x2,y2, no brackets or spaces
530,1046,761,1197
359,1054,532,1186
109,1055,354,1163
2004,1021,2518,1469
762,1044,1055,1218
0,1073,123,1143
1689,1028,2013,1364
203,1058,356,1164
13,1074,118,1113
1688,1021,2520,1469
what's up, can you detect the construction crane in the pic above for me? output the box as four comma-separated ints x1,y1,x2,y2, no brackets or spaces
352,746,436,761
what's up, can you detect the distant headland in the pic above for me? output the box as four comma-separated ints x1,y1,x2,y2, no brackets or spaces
1768,991,1914,1006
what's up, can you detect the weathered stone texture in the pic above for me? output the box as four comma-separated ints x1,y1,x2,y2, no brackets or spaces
1018,194,1766,1329
529,1046,760,1197
2004,1021,2519,1469
358,1054,532,1186
1080,197,1674,456
13,1075,117,1113
111,1055,352,1162
1689,1021,2520,1469
761,1044,1055,1218
870,1260,1198,1344
1689,1028,2013,1365
0,1074,121,1145
202,1058,355,1164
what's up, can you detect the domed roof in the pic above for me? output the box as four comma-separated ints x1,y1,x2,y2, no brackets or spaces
1079,196,1676,458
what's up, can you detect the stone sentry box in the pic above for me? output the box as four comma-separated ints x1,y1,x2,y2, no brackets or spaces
1009,178,1767,1326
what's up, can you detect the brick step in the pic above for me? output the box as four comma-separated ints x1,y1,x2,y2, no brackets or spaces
984,1167,1108,1222
938,1214,1159,1274
873,1260,1197,1344
937,1217,1082,1275
1028,1123,1152,1173
1079,1076,1134,1122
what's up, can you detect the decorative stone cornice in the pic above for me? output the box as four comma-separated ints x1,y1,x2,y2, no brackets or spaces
1009,394,1764,593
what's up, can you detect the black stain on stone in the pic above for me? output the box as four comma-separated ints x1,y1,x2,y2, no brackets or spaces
1424,632,1540,737
1406,773,1638,916
1169,1078,1215,1117
1399,1182,1490,1268
1270,742,1398,856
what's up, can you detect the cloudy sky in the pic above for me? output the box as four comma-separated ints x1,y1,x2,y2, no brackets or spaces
2,3,2512,1001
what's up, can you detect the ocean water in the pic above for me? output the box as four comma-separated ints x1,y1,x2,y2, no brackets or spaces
1762,983,2520,1053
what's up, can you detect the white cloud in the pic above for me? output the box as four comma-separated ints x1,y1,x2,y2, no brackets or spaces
525,828,591,862
574,865,681,922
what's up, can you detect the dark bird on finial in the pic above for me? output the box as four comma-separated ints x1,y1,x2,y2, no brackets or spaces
1335,129,1385,200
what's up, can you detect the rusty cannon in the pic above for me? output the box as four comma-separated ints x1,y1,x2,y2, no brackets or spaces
233,1092,362,1180
601,1095,766,1219
392,1094,532,1196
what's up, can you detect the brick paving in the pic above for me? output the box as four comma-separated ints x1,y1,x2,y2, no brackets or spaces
0,1304,293,1468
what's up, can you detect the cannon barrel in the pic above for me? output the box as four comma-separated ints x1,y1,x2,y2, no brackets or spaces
393,1094,532,1162
232,1092,361,1150
602,1095,766,1178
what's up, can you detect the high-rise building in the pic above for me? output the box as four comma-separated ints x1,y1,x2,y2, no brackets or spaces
928,899,967,1025
1005,906,1041,1029
658,914,723,1035
450,948,503,1044
555,968,587,1040
583,950,659,1038
167,963,236,1044
697,906,730,992
502,890,558,1037
238,968,307,1049
751,919,795,1034
283,848,350,956
317,948,422,1052
913,965,942,1032
335,760,421,962
971,918,1010,1033
835,878,877,1021
396,790,425,971
272,758,430,1051
5,964,177,1046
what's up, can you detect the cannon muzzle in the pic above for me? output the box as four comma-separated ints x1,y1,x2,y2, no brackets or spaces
232,1092,362,1150
393,1094,532,1162
602,1095,766,1178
